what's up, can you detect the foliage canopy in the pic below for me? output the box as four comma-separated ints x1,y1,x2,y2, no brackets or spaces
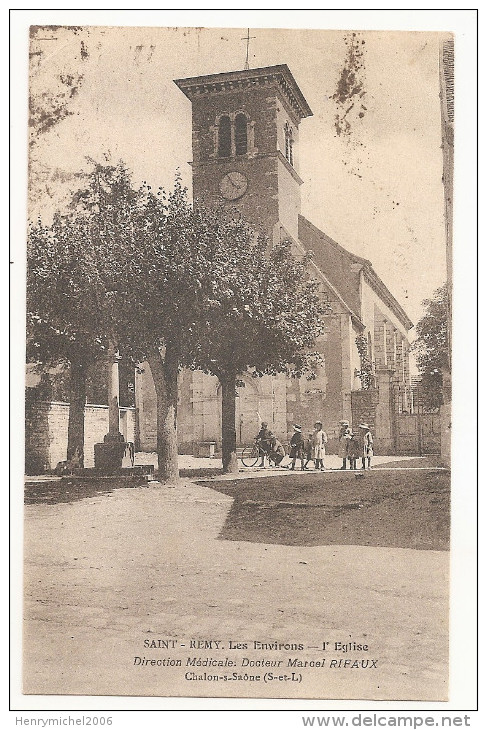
412,283,449,410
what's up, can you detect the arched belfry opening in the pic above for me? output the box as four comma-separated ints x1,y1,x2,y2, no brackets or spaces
235,113,248,156
218,115,231,158
284,121,294,166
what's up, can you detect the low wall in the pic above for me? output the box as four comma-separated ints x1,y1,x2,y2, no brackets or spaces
351,388,379,439
25,401,136,473
439,402,451,467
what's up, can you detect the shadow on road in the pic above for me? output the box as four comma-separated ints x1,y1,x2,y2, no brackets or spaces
199,470,450,550
24,478,150,505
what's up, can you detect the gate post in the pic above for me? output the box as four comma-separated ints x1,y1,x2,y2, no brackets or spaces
375,365,395,454
417,408,424,457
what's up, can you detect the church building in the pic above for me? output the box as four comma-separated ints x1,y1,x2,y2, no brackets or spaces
135,64,414,455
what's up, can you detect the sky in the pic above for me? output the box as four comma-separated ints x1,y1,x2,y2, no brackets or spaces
28,24,448,328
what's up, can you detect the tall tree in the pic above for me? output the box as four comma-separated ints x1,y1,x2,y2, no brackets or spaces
27,163,194,479
28,163,328,480
27,215,107,464
411,283,449,411
121,178,204,482
185,213,328,473
27,161,146,465
119,188,327,477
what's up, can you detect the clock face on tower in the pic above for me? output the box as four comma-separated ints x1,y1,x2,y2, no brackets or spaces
219,171,248,200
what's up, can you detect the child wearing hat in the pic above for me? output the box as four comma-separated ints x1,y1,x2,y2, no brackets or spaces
348,431,361,470
338,420,352,470
304,432,314,470
289,425,305,470
359,424,374,469
255,421,274,468
312,421,328,471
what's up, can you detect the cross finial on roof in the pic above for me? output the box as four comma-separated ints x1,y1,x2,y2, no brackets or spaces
241,28,256,70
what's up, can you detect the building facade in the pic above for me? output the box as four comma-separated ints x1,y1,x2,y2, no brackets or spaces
136,64,413,455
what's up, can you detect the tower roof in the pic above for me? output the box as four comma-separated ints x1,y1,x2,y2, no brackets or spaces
174,64,313,120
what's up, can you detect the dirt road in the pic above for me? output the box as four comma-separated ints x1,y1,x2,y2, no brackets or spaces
23,469,449,700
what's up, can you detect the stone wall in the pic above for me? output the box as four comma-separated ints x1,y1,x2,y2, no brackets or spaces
351,369,394,455
286,314,346,453
135,364,157,453
439,401,451,467
25,401,136,474
191,86,281,241
374,368,395,453
351,389,380,435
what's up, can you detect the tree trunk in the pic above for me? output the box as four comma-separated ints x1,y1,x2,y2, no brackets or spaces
67,360,86,466
220,371,239,474
148,344,180,482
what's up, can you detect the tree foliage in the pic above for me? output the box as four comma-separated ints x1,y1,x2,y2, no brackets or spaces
177,209,328,471
27,161,146,368
411,283,449,410
29,26,90,211
355,334,374,390
26,161,145,465
27,211,108,465
124,182,328,472
188,218,326,380
27,216,106,367
27,161,329,476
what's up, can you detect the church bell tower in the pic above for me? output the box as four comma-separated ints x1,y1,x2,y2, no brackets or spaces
174,65,312,244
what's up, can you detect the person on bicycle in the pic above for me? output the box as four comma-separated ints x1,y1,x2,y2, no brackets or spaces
255,422,274,467
268,436,286,467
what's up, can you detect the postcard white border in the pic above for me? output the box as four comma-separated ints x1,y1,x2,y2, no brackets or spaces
9,6,479,724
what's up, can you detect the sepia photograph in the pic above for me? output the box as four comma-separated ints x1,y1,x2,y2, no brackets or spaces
12,10,477,711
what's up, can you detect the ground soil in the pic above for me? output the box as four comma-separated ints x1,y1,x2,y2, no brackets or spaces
23,460,450,701
200,470,450,550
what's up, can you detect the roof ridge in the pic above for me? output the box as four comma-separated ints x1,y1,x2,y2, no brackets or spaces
298,215,413,331
298,214,371,267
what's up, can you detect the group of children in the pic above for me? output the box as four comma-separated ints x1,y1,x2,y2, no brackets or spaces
255,419,373,471
338,420,374,470
281,422,328,471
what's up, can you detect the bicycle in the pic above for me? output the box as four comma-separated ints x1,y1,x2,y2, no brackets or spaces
239,442,262,467
239,442,289,468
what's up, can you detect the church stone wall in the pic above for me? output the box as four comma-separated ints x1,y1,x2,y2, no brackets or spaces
351,388,380,438
193,153,279,240
191,86,279,164
177,368,197,453
137,366,290,454
276,98,300,170
285,313,345,453
372,307,410,391
190,86,302,243
350,371,395,455
135,364,157,452
186,370,221,451
361,277,411,390
277,158,300,242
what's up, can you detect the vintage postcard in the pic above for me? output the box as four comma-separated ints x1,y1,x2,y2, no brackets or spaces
15,13,477,709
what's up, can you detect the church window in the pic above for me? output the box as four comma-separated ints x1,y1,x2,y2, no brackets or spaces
284,122,294,166
368,331,374,372
235,113,248,156
218,115,231,157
